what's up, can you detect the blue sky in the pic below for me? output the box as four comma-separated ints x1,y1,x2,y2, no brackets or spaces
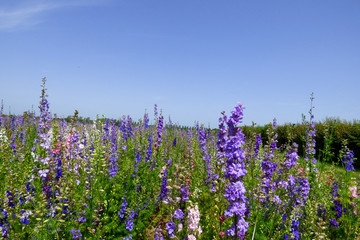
1,0,359,128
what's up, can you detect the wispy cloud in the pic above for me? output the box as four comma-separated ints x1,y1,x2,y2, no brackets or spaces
0,0,106,30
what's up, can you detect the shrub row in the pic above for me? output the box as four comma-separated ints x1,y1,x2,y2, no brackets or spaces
241,118,360,168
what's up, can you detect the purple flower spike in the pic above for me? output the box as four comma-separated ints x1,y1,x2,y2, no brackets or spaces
219,103,249,239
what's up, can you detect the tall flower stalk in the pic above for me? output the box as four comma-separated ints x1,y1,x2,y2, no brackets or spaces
220,102,249,239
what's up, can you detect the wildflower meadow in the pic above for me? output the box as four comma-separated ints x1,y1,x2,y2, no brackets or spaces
0,78,359,239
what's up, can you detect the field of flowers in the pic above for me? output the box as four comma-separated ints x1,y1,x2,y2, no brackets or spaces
0,78,359,240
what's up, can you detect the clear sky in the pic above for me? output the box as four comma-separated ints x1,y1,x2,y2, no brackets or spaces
1,0,359,128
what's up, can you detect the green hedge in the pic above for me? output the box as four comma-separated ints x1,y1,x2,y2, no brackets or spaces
241,118,360,168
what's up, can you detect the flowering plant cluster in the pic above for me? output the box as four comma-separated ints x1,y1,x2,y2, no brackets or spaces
0,80,359,239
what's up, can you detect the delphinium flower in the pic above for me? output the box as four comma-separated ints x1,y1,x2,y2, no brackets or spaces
77,216,86,223
26,180,36,197
341,141,356,172
173,137,177,147
330,181,343,225
123,234,133,240
254,134,262,160
317,205,327,222
154,227,164,240
187,204,202,238
126,116,133,140
283,143,299,170
216,114,228,166
154,116,164,148
349,186,358,199
118,198,128,222
102,119,110,142
38,169,49,178
125,210,135,231
55,154,63,180
0,128,8,144
287,175,310,208
69,229,82,239
330,218,339,228
174,209,184,220
120,116,133,142
304,92,317,176
38,78,52,136
157,168,169,204
0,208,9,238
290,218,300,240
279,176,308,239
144,112,150,130
19,211,32,225
145,135,153,166
108,120,119,178
132,150,142,178
220,102,249,239
260,119,278,197
154,104,158,121
197,126,213,185
180,184,189,202
0,99,3,126
166,221,176,238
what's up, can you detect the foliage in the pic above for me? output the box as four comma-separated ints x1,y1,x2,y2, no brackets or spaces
0,80,359,239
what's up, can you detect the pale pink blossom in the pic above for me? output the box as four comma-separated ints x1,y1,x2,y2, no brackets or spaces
188,234,196,240
187,204,202,236
177,223,183,232
349,186,358,199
